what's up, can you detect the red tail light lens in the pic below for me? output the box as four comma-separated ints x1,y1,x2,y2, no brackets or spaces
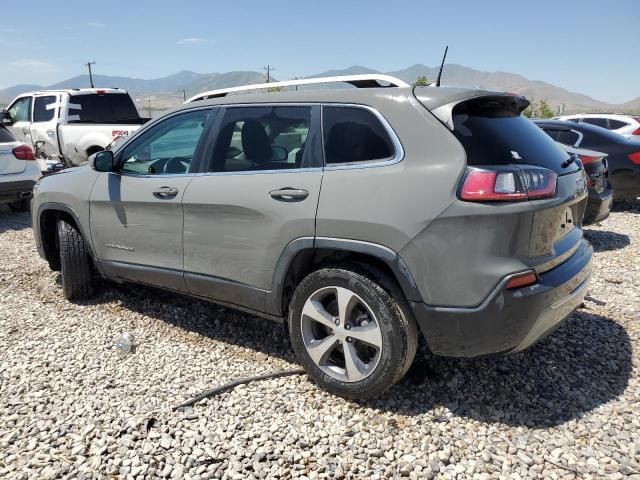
632,128,640,136
578,155,597,165
459,166,557,202
506,271,538,289
12,144,36,160
629,152,640,165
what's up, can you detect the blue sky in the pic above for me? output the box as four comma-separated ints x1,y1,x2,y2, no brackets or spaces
1,0,638,103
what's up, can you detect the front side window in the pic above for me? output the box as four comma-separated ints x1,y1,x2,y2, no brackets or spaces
33,96,57,123
210,106,312,172
8,97,32,123
120,109,210,175
322,106,394,165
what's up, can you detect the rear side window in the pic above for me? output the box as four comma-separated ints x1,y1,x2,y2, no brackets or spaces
452,97,571,174
609,119,629,130
556,130,580,146
33,96,57,123
582,117,609,129
0,126,15,143
322,106,394,164
68,93,139,123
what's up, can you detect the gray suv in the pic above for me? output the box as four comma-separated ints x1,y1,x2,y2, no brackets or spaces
32,76,593,399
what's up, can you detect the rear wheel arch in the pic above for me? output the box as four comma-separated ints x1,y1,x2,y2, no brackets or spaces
270,238,422,317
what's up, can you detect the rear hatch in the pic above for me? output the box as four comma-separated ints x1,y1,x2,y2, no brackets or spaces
446,95,588,272
0,127,25,175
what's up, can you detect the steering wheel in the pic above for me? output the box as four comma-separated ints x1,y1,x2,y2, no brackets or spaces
162,157,188,174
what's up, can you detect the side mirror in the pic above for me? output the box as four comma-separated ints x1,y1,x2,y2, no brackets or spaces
271,145,288,162
0,110,13,126
91,150,116,172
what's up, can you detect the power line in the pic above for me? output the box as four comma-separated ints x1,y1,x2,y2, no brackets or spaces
84,61,96,88
263,65,276,83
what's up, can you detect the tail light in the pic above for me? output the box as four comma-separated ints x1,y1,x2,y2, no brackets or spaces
578,155,598,165
459,165,557,202
96,89,106,95
506,271,538,289
12,145,36,160
632,128,640,136
629,152,640,165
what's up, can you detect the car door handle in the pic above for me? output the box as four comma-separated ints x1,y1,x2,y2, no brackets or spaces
153,186,179,199
269,188,309,202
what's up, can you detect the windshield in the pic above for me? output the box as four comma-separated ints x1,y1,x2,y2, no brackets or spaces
67,93,139,123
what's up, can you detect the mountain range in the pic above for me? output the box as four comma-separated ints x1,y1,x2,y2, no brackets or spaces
1,64,638,114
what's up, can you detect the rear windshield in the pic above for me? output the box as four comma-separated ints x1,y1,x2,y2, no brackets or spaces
0,126,15,143
67,93,139,123
452,97,574,174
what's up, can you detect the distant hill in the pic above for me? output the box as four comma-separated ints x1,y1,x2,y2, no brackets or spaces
1,64,637,114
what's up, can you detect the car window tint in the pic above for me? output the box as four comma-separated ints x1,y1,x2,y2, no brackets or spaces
33,96,57,123
8,97,31,122
323,106,394,164
582,118,609,129
556,130,580,146
609,119,629,130
68,93,139,123
121,109,209,175
541,128,560,141
0,126,15,143
210,106,311,172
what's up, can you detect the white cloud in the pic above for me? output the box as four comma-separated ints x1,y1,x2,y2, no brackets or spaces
87,22,105,28
176,37,212,45
9,59,61,74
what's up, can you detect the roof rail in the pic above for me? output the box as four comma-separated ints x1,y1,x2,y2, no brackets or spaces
186,74,410,103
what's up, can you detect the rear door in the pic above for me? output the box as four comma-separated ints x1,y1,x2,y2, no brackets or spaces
181,105,322,311
90,108,213,290
6,96,32,144
0,127,24,175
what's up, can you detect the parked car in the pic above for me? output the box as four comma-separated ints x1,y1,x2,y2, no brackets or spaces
535,120,640,200
1,88,150,167
0,125,41,211
554,113,640,139
31,75,592,399
554,143,612,225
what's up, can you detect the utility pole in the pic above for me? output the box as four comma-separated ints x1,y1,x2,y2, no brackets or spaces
182,90,187,102
263,65,275,83
291,76,303,91
84,61,96,88
147,98,152,117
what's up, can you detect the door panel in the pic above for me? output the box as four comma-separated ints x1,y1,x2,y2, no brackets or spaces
89,108,213,290
182,105,322,307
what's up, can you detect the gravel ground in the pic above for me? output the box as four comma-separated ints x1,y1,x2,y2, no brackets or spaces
0,202,639,480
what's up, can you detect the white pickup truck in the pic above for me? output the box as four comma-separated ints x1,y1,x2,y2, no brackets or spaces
1,88,150,167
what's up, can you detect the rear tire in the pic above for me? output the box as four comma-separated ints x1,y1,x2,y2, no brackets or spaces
57,219,95,300
288,267,418,399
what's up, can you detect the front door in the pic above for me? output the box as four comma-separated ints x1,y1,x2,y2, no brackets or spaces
90,108,213,290
182,105,323,311
7,96,32,144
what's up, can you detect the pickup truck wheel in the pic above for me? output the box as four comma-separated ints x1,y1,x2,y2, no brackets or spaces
288,267,418,399
57,219,95,300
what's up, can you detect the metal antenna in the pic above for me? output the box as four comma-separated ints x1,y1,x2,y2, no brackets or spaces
84,61,96,88
435,46,448,87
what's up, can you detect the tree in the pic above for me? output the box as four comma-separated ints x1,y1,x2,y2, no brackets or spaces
537,100,555,119
413,76,429,87
522,104,533,118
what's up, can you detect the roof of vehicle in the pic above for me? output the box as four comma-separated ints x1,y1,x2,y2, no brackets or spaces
14,88,129,98
557,113,639,120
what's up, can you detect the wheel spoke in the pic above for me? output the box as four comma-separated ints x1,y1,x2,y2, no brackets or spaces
302,299,336,329
343,342,367,382
306,335,338,365
349,322,383,349
335,287,356,325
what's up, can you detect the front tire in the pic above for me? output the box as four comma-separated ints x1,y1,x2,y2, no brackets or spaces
57,219,95,300
288,267,418,399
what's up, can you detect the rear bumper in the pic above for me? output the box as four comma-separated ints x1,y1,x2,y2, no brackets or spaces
0,179,36,204
411,238,593,357
583,185,613,225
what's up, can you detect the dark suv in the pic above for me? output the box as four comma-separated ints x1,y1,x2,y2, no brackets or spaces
32,75,592,398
